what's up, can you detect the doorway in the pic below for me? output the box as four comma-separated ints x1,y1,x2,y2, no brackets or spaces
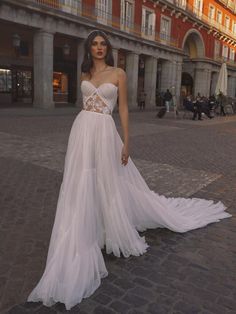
12,68,33,104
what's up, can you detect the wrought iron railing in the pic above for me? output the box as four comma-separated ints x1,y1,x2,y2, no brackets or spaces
25,0,236,49
31,0,178,47
172,0,236,40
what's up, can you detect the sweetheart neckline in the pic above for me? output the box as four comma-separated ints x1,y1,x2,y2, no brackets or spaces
81,80,118,90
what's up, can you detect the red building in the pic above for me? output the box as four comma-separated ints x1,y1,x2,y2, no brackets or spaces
0,0,235,108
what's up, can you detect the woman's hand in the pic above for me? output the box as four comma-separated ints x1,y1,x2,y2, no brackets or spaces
121,145,129,166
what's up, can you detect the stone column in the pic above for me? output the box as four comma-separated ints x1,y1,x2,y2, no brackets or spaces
76,39,85,108
228,76,235,97
232,77,236,97
210,72,218,96
194,66,212,97
144,56,157,108
174,61,182,108
112,48,119,67
160,60,173,92
126,52,139,109
33,30,54,108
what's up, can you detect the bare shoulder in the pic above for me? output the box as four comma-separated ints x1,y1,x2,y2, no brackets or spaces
115,67,127,80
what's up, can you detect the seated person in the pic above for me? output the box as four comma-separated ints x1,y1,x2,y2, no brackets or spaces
183,95,202,120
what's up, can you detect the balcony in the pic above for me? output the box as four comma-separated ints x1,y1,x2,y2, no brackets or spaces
215,56,236,66
35,0,82,14
20,0,178,48
227,0,236,11
171,1,236,41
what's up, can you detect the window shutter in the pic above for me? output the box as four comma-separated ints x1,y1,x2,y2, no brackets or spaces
199,0,203,13
126,1,132,28
151,12,156,36
107,0,112,22
120,0,125,26
142,7,146,33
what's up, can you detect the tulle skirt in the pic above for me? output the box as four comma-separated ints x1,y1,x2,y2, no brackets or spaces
27,110,231,310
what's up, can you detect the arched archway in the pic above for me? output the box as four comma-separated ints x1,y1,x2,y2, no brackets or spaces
182,29,205,58
181,72,193,96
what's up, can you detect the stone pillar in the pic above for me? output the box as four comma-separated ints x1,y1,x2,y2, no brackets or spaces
33,30,54,108
194,66,212,97
232,77,236,97
144,56,157,108
76,40,85,108
113,48,119,67
160,60,173,92
174,61,183,107
228,76,235,97
126,52,139,109
210,72,218,96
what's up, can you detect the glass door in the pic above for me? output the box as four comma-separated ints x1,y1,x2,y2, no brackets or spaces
12,68,33,103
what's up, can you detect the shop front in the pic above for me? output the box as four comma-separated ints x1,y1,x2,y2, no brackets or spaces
53,71,69,103
0,67,33,106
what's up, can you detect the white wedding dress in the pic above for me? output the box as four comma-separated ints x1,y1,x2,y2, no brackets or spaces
27,81,231,310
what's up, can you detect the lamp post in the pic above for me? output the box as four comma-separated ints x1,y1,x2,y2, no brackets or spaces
12,34,21,56
63,44,70,56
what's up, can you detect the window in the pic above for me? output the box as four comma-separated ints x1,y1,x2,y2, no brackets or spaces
194,0,203,18
160,16,171,42
96,0,112,25
225,16,230,29
60,0,81,15
232,21,236,34
120,0,134,32
175,0,186,9
141,6,156,38
214,40,220,59
0,69,12,92
216,10,222,24
229,48,235,61
208,5,215,20
222,45,229,59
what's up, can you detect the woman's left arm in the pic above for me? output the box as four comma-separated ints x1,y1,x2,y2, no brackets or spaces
117,68,129,166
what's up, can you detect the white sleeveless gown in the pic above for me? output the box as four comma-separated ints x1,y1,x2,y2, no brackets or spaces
27,81,231,310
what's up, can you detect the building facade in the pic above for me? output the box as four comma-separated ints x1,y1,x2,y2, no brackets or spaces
0,0,236,109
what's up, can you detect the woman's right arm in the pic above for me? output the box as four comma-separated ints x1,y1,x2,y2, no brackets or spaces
117,68,129,166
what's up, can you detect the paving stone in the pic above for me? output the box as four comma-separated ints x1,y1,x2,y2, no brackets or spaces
109,300,131,313
94,306,116,314
173,300,202,314
216,296,236,311
92,293,112,306
127,310,144,314
122,293,147,307
147,302,169,314
34,306,57,313
130,286,155,300
113,278,134,291
8,305,29,314
133,278,153,288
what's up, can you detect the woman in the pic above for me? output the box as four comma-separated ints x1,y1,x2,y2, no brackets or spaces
27,30,231,310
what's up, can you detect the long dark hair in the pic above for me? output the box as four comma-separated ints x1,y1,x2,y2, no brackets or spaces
81,30,114,75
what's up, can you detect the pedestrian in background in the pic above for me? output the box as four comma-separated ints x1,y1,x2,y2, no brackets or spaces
163,89,172,112
138,89,146,111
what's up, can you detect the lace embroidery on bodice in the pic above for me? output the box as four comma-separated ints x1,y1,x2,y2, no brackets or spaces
84,93,111,115
81,81,118,115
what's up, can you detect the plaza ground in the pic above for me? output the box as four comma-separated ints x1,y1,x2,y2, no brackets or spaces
0,109,236,314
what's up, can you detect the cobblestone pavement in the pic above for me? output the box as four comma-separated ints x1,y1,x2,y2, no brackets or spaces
0,109,236,314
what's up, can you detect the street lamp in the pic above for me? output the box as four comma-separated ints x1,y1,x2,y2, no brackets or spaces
12,34,21,48
63,44,70,56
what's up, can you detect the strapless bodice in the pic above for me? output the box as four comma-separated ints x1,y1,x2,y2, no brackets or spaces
81,81,118,115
